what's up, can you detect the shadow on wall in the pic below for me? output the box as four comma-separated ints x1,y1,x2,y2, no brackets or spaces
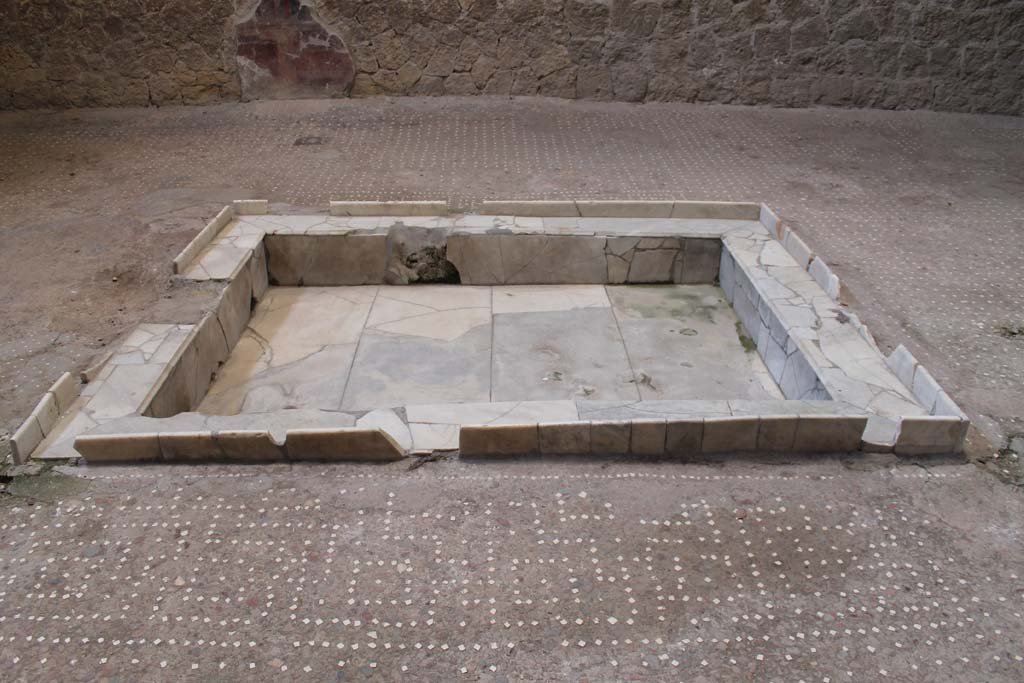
235,0,355,99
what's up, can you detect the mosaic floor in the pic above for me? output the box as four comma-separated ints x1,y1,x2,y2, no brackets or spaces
199,284,781,415
1,459,1022,681
1,98,1023,680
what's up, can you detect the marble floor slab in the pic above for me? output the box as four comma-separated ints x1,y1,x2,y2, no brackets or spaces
492,308,640,401
198,284,784,416
607,285,783,400
200,287,376,414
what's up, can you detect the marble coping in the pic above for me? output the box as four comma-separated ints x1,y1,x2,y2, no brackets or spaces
10,200,968,464
75,428,406,463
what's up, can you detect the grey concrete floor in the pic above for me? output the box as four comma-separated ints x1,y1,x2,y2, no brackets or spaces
0,97,1023,681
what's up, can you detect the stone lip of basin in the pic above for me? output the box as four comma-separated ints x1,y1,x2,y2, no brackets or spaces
13,200,969,464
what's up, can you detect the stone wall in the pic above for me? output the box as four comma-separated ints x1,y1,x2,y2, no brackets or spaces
0,0,240,108
2,0,1022,114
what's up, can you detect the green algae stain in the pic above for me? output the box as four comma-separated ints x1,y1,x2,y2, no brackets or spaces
735,321,757,353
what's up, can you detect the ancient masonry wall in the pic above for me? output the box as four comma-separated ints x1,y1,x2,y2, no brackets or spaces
2,0,1022,114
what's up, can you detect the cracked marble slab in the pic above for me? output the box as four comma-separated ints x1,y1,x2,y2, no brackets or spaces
199,287,376,414
340,286,492,410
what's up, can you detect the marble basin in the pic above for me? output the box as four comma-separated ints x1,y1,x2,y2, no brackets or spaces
13,200,968,463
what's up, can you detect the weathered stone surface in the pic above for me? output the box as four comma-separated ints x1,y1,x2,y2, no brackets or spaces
792,415,867,453
158,431,222,461
29,392,60,437
216,430,286,461
215,262,254,349
679,238,722,284
48,372,79,415
285,428,405,461
236,0,355,100
605,237,681,284
538,421,591,455
460,423,538,456
384,226,459,284
448,234,607,285
492,308,637,402
265,234,388,286
665,419,703,455
629,419,667,456
5,1,1017,115
249,244,270,301
757,415,798,451
702,416,759,453
11,415,44,464
885,344,919,390
75,433,162,463
590,420,630,455
894,416,967,455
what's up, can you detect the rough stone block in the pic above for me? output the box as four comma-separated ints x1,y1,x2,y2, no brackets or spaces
792,415,867,452
590,421,631,454
383,225,458,284
894,416,967,455
701,416,759,453
539,422,591,455
75,433,162,463
629,419,667,455
665,419,703,455
460,423,539,456
757,415,798,450
286,428,405,461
